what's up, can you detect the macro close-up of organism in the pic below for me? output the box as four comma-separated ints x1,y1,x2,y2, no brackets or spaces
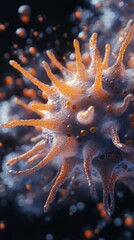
0,1,134,240
1,18,134,216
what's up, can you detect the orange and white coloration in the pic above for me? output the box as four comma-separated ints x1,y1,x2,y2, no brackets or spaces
1,19,134,216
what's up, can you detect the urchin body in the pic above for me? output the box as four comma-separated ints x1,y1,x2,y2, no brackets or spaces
1,20,134,215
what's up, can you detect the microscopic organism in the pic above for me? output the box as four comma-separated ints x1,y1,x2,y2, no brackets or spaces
1,19,134,216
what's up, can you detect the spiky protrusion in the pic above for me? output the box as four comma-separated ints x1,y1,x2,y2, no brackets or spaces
1,20,134,215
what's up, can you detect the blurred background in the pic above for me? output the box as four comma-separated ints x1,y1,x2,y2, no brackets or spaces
0,0,134,240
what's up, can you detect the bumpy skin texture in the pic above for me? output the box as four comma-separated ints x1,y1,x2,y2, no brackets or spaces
1,20,134,216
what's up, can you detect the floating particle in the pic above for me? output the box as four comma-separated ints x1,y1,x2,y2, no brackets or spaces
22,88,37,99
124,215,134,227
18,5,31,16
74,9,83,20
16,28,27,39
45,233,54,240
114,217,123,227
78,31,87,41
69,204,77,214
0,92,5,100
84,229,94,239
128,55,134,68
0,221,6,231
20,15,30,24
4,76,14,85
37,14,46,23
28,46,37,55
76,201,86,211
0,23,7,32
25,183,31,191
97,202,105,211
15,78,24,86
27,67,37,76
46,27,53,35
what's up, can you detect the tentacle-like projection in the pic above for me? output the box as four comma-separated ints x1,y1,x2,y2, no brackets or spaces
89,32,101,73
104,161,132,215
115,20,134,65
102,43,111,69
89,33,98,63
102,175,116,216
2,119,61,131
89,54,109,99
42,61,82,100
83,142,98,192
107,20,134,77
44,157,73,211
112,94,134,115
46,50,70,75
8,136,77,176
9,60,57,97
30,134,43,142
26,152,45,165
7,140,45,166
30,100,55,112
73,39,89,80
92,150,123,215
110,128,132,153
8,145,57,176
15,97,44,117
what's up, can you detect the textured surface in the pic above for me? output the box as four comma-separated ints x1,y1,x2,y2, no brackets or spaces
1,19,134,216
